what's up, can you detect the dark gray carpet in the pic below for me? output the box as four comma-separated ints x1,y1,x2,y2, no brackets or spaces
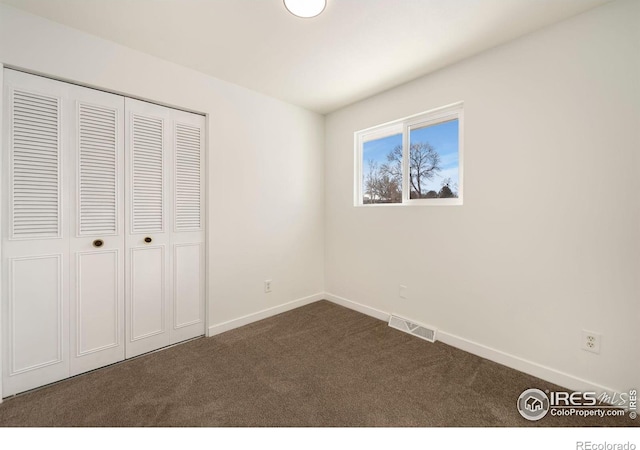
0,300,633,426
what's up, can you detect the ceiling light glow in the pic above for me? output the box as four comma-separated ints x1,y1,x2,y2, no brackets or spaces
284,0,326,18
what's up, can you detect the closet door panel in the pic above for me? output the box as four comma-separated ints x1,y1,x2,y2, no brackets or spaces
174,122,203,232
11,90,62,239
130,245,164,339
2,70,70,396
75,251,119,351
131,114,164,233
124,98,172,358
172,243,203,335
170,110,205,343
76,103,119,236
68,87,125,377
10,255,63,373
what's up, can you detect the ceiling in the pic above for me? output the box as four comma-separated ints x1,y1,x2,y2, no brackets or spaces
1,0,611,114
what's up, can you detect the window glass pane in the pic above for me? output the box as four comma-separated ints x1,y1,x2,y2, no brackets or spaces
408,119,459,199
362,133,402,204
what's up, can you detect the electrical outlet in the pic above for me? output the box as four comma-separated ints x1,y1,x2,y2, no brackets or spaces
399,285,407,299
582,330,601,354
264,280,272,293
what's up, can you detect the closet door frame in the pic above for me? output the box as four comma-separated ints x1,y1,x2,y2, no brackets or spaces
1,63,5,403
0,65,210,401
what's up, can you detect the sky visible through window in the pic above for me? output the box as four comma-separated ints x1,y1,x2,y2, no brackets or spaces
362,119,459,197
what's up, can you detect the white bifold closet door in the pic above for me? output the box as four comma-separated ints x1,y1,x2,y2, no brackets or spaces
1,71,71,396
1,70,126,395
2,70,205,397
68,85,125,377
124,98,205,359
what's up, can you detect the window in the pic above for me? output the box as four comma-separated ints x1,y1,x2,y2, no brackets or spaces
355,102,463,206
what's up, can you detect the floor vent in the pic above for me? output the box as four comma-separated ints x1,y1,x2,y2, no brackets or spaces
388,314,437,343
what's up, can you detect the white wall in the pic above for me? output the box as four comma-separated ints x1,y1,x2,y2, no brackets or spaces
325,0,639,393
0,4,325,333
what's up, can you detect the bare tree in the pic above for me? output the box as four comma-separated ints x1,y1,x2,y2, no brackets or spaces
380,145,403,187
364,160,378,204
376,174,401,203
380,143,441,199
364,159,401,203
365,141,454,202
409,142,441,198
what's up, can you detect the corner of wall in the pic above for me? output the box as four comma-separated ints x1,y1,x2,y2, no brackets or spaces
207,292,325,337
0,62,4,403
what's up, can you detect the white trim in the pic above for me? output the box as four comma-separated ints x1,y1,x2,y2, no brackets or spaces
5,65,206,117
0,63,4,403
204,114,211,341
359,124,402,143
436,331,619,396
356,102,463,135
324,292,622,395
401,120,409,203
206,292,325,337
324,293,390,322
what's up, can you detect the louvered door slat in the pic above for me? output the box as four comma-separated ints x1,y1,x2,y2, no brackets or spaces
174,123,201,231
131,114,164,233
11,90,61,238
78,103,118,235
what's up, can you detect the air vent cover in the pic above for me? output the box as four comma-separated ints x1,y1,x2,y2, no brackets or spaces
388,314,437,343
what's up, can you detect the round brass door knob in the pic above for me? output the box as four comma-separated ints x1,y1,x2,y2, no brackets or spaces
144,237,152,243
92,239,104,248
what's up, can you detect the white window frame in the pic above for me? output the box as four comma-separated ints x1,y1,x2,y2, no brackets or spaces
354,102,464,207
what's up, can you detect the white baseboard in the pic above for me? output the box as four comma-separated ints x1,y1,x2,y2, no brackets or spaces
207,292,324,337
323,293,390,322
324,292,618,395
206,291,619,394
436,331,617,394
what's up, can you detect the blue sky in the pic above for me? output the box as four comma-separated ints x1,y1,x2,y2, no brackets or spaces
363,119,459,193
362,133,402,166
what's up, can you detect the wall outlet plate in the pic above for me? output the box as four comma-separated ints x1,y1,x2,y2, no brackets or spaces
582,330,601,354
264,280,272,293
